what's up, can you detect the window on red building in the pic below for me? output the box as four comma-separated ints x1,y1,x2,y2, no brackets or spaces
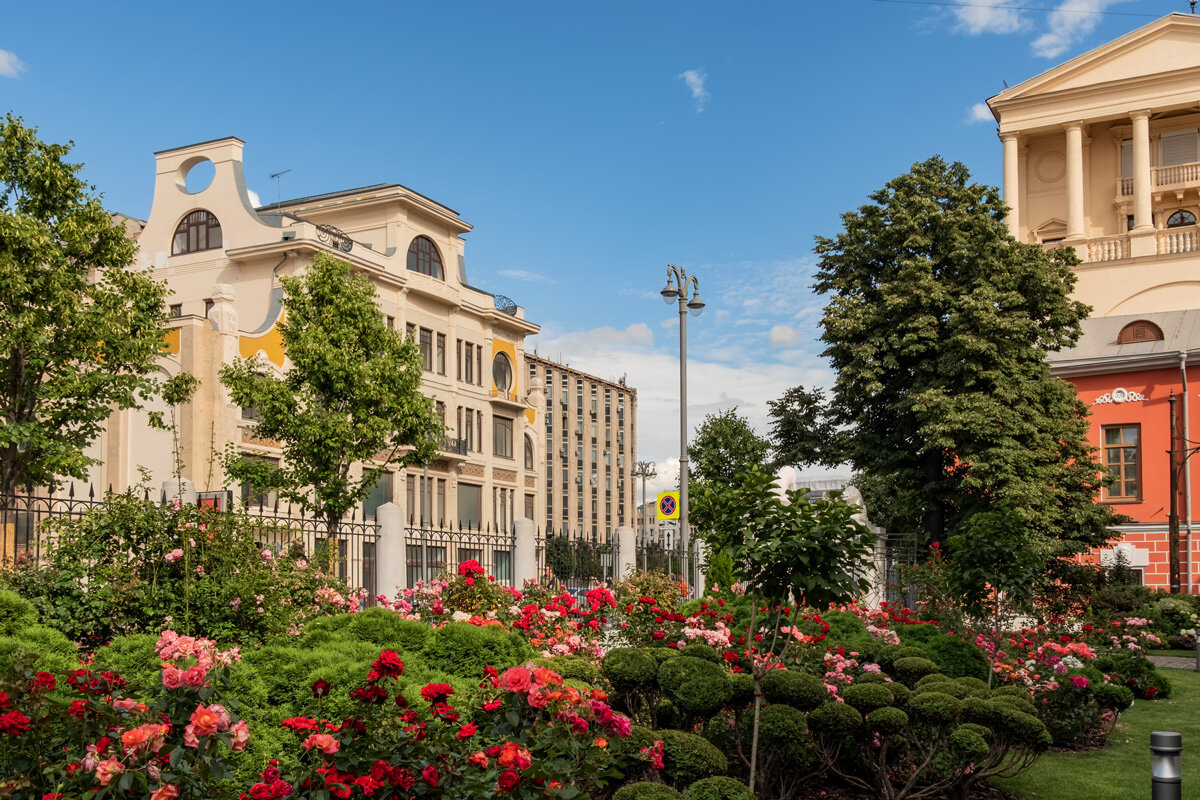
1103,425,1141,501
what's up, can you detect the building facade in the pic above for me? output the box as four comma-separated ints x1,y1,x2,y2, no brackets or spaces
82,137,544,533
989,13,1200,591
526,355,636,543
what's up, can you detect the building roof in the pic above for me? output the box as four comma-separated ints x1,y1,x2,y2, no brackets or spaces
1047,310,1200,376
526,352,637,395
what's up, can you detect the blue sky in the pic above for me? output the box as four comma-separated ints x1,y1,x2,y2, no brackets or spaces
0,0,1184,491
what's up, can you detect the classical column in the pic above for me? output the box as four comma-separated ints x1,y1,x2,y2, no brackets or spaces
1131,110,1154,231
1001,132,1021,235
1064,121,1086,240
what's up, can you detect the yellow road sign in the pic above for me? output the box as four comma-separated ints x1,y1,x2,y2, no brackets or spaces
656,491,680,520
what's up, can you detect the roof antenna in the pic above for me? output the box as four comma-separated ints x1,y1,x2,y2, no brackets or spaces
1192,0,1197,13
269,169,292,205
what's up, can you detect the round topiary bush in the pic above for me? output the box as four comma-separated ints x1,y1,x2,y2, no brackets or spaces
420,621,532,677
613,782,684,800
953,676,990,694
854,671,889,684
89,633,160,691
822,610,871,646
807,701,863,737
532,656,600,684
892,656,938,686
842,682,895,713
917,681,972,699
0,590,36,636
683,777,755,800
887,681,912,707
866,706,909,734
728,672,755,707
948,726,990,764
906,691,962,726
679,642,720,663
659,729,728,786
924,635,989,681
347,608,429,650
761,669,827,711
915,673,953,689
991,685,1032,701
757,703,813,761
896,622,942,645
604,648,661,695
1094,683,1135,712
658,656,734,719
991,694,1037,717
990,705,1051,747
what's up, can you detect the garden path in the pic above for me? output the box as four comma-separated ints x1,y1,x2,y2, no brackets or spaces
1147,655,1196,670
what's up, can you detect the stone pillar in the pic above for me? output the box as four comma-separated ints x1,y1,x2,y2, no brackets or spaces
161,478,196,507
514,516,537,589
1132,110,1154,231
616,524,635,580
1000,132,1021,236
376,502,407,600
1064,122,1086,241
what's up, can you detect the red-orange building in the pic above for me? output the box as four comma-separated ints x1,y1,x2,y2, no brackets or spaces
1048,312,1200,592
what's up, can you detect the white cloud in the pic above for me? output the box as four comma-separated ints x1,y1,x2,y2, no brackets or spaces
965,102,994,124
769,325,801,346
1032,0,1123,59
952,0,1029,35
0,50,26,78
678,69,711,113
498,268,556,284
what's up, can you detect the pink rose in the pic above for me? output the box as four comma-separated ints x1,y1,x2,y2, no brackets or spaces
302,733,339,754
230,719,249,751
183,666,208,688
161,667,184,690
499,666,532,694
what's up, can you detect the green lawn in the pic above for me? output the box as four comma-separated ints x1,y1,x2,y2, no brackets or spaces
1145,649,1195,659
992,668,1200,799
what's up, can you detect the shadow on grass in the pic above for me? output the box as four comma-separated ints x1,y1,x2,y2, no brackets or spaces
992,668,1200,800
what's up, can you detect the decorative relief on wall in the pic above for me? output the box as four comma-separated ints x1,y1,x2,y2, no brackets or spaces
1093,387,1148,405
459,463,485,478
525,476,538,489
493,468,517,483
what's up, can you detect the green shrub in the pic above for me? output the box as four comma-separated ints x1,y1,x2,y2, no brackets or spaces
948,727,990,763
419,621,532,677
760,669,827,711
679,642,720,663
531,656,600,684
915,673,952,689
887,682,911,707
842,682,894,713
991,685,1032,701
896,623,942,645
613,783,684,800
822,610,871,645
923,635,989,681
757,703,812,758
916,681,972,699
603,647,661,694
683,777,755,800
957,722,993,742
992,694,1037,717
1094,683,1135,712
0,590,36,635
659,729,728,786
728,673,754,707
906,691,961,725
346,608,429,650
866,706,909,734
991,705,1051,746
1093,651,1172,699
657,656,733,720
807,701,863,737
876,643,929,672
892,656,938,686
853,671,889,684
89,633,160,691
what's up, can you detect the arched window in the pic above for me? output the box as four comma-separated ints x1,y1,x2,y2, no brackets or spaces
1116,320,1165,344
171,210,222,255
493,352,513,393
524,436,534,470
1167,210,1197,229
406,236,444,279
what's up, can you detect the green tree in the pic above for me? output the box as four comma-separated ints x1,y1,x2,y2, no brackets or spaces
813,156,1117,559
220,252,442,531
687,408,770,488
766,385,843,469
0,114,171,496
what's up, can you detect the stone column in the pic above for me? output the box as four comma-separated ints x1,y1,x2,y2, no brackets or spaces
1000,132,1021,236
376,502,407,599
616,524,635,580
513,516,537,589
1132,110,1154,231
1064,121,1086,241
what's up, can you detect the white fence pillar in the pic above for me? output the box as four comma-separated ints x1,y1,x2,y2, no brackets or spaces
376,502,407,601
694,540,708,598
514,517,537,589
617,525,636,580
161,478,196,507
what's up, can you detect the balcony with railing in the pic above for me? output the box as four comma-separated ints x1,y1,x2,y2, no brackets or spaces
1066,224,1200,264
1116,161,1200,197
441,436,469,459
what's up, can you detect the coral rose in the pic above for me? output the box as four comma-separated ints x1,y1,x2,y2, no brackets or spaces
150,785,180,800
188,705,222,737
302,733,339,754
161,667,184,690
499,666,532,693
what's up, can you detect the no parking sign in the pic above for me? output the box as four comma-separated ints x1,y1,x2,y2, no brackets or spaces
656,491,680,519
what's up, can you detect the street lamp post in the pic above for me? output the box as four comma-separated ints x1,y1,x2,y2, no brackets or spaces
633,460,656,572
660,265,704,595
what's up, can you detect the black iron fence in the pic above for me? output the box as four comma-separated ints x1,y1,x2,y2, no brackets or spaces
0,488,380,600
404,522,517,587
882,531,919,606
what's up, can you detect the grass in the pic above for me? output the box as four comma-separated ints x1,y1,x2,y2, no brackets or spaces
1145,648,1195,659
992,668,1200,799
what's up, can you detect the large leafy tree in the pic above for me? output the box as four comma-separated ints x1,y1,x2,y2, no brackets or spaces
814,156,1117,562
221,252,443,530
766,385,843,469
0,114,170,496
687,407,770,489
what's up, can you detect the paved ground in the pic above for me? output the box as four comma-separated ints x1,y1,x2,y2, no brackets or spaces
1148,655,1196,670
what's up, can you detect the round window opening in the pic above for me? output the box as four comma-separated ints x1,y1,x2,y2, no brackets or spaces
183,158,215,195
493,352,513,393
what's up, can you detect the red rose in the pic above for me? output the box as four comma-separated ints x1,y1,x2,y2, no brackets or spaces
498,770,521,792
422,765,439,788
420,683,454,704
311,679,331,698
0,710,31,735
457,721,478,739
371,651,405,679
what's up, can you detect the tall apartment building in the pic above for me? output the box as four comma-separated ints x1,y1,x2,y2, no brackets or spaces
76,137,543,532
526,355,636,542
988,13,1200,591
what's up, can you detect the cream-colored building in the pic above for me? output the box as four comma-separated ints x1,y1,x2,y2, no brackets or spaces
988,13,1200,318
526,355,636,543
84,137,543,532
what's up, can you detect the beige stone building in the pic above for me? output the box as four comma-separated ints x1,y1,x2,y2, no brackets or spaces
83,137,543,532
988,12,1200,317
526,355,636,543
